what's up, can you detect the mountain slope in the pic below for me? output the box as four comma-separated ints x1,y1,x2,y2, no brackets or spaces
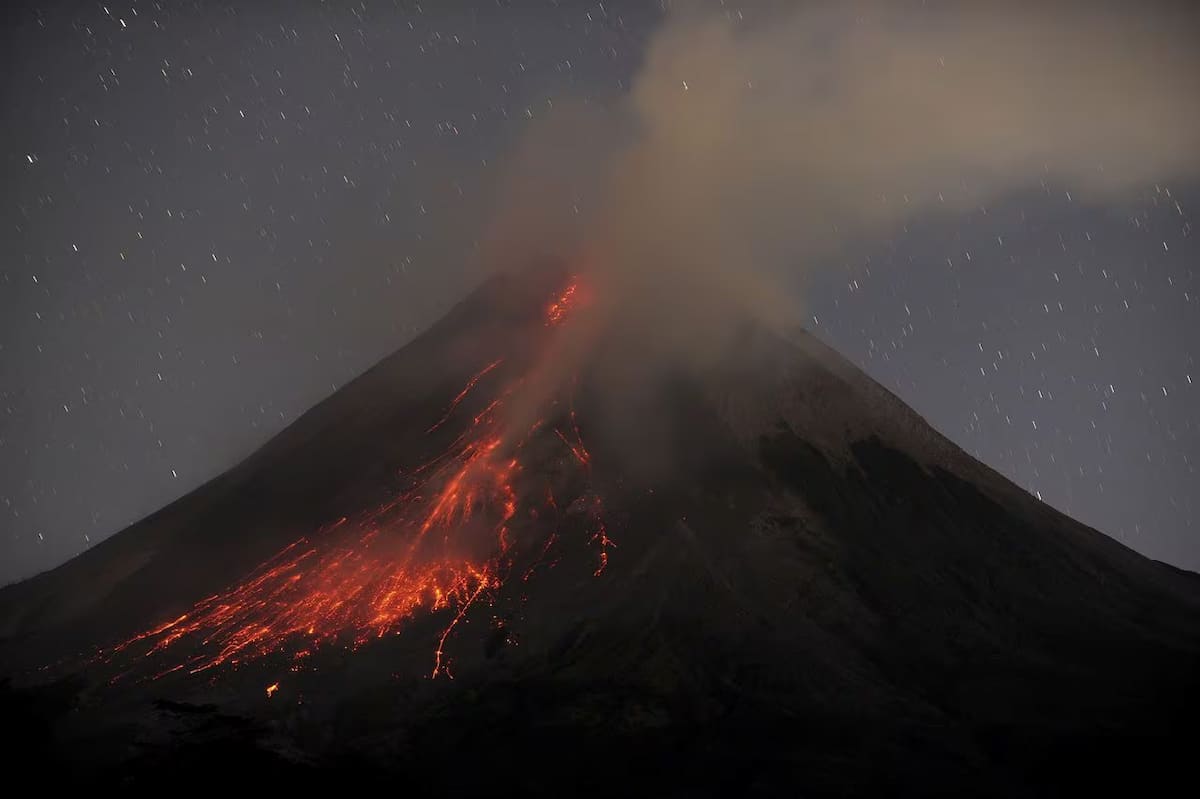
2,267,1197,796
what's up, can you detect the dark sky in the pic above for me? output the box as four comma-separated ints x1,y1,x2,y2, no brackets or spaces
2,1,1197,585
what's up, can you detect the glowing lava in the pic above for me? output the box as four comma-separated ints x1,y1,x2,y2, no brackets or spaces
102,275,610,683
545,277,584,326
427,358,503,433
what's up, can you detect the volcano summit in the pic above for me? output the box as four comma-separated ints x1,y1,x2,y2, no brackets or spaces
2,267,1197,796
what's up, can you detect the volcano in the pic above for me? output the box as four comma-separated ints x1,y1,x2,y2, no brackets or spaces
2,267,1197,796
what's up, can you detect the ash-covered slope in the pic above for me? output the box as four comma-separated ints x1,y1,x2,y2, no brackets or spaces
2,268,1198,797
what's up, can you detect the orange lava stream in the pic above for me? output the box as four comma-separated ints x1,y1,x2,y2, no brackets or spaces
545,279,582,326
427,358,504,433
103,275,611,682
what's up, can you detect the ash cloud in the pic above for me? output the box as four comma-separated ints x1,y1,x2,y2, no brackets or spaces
487,1,1200,334
483,0,1200,462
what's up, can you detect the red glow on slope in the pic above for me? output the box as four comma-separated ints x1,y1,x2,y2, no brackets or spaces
427,358,503,433
103,275,613,683
545,277,585,326
555,428,591,467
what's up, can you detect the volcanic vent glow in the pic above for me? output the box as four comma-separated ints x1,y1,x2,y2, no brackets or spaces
104,277,608,681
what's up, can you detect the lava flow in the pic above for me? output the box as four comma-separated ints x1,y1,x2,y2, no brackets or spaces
102,276,609,682
545,278,584,326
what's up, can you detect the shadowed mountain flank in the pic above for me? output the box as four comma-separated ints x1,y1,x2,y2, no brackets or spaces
2,268,1197,796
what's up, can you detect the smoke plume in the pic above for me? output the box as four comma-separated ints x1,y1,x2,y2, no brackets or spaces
483,0,1200,451
490,0,1198,317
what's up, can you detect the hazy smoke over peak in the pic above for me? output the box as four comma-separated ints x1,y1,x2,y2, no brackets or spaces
481,0,1200,406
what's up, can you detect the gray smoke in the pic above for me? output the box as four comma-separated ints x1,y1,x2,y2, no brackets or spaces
483,0,1200,445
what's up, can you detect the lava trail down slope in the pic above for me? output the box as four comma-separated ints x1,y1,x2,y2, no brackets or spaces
1,267,1198,797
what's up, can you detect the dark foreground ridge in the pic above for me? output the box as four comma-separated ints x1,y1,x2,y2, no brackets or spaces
2,269,1198,796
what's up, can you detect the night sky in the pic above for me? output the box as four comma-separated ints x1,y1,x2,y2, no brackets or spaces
2,1,1197,585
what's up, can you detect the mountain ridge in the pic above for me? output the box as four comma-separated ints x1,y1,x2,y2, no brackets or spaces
2,266,1197,795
